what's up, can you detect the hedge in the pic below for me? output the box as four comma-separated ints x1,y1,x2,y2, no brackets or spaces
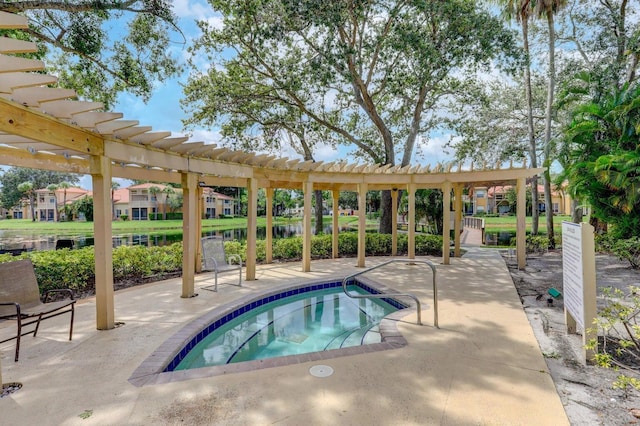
0,232,443,295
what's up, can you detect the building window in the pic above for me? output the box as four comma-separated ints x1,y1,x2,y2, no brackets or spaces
476,191,485,198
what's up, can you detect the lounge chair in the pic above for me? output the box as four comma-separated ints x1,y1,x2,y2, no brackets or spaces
0,259,76,361
201,236,242,292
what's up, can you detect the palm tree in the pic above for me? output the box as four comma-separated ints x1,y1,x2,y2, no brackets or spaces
46,183,59,221
536,0,567,249
111,181,120,220
58,181,71,221
149,186,161,220
560,85,640,237
17,181,35,221
496,0,540,235
161,186,174,220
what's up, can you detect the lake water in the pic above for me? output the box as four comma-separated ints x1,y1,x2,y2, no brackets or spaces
0,223,354,253
484,230,516,246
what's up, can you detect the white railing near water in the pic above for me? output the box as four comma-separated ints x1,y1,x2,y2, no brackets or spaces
342,259,439,328
464,216,485,230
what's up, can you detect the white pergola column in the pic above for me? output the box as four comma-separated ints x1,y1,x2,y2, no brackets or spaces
302,180,313,272
357,182,367,267
181,172,198,298
407,183,416,259
442,181,452,265
246,178,258,280
454,184,463,257
91,155,114,329
332,189,339,259
391,188,398,257
265,187,273,264
516,177,527,269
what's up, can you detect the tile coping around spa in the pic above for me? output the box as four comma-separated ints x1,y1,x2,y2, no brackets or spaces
128,276,419,387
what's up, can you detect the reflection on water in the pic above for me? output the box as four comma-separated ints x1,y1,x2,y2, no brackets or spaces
0,223,354,252
484,230,516,246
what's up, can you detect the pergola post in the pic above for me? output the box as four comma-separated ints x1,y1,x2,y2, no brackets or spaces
302,180,313,272
246,178,258,280
442,181,452,265
265,187,273,264
407,183,416,260
91,155,114,330
195,185,203,273
357,182,367,267
391,188,398,257
332,189,339,259
454,184,463,257
516,177,527,269
181,172,198,298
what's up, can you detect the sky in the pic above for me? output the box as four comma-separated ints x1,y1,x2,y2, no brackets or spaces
81,1,455,189
113,1,454,159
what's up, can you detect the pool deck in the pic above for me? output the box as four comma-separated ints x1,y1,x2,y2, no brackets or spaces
0,249,569,425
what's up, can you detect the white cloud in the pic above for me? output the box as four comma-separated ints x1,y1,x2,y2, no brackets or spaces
416,133,456,166
172,0,219,22
189,128,223,144
313,144,341,162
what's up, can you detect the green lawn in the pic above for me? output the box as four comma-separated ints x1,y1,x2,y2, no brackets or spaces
0,215,363,235
483,215,575,234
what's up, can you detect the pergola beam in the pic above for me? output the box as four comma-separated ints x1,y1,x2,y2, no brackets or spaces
0,97,104,155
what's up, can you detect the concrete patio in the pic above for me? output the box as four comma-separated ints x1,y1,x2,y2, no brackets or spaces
0,250,568,425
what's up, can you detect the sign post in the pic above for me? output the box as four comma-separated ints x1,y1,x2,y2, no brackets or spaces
562,221,597,364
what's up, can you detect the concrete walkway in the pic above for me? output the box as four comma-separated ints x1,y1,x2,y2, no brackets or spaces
461,227,484,246
1,253,568,425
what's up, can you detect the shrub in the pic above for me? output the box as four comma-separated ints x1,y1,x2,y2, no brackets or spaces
273,237,303,260
366,233,392,256
610,237,640,269
26,247,96,292
586,286,640,396
595,233,616,253
120,214,128,221
223,240,245,262
0,232,444,296
113,245,153,281
311,234,332,259
415,234,443,256
338,232,358,255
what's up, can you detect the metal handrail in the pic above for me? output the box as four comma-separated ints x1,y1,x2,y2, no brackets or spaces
341,259,438,328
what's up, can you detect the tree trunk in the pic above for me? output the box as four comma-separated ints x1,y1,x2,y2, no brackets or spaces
30,194,36,221
522,18,539,235
571,199,582,223
543,12,556,249
379,190,393,234
314,189,323,235
543,171,555,247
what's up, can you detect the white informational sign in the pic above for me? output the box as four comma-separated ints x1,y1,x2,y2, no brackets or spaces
562,221,585,330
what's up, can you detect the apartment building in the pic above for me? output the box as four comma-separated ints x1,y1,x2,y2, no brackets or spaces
468,183,572,215
34,187,91,221
202,187,235,218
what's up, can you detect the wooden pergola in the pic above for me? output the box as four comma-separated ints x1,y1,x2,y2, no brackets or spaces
0,11,542,333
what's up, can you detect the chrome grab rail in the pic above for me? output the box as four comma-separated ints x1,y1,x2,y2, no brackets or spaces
341,259,439,328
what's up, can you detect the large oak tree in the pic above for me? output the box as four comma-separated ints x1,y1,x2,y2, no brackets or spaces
1,0,182,108
183,0,519,233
